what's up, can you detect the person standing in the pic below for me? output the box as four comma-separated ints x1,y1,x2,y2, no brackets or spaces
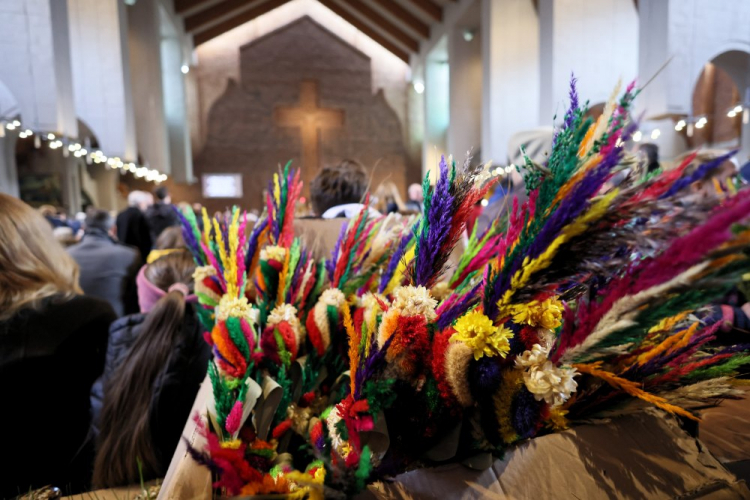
91,252,210,487
405,183,423,213
116,190,153,262
146,186,179,243
68,210,141,317
0,193,115,497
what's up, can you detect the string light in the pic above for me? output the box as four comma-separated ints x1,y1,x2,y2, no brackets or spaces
632,130,643,142
2,117,165,183
695,117,707,129
675,119,686,131
650,129,661,140
413,81,425,94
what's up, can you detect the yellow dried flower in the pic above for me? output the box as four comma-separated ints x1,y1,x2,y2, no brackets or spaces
261,245,287,262
508,297,564,330
546,407,570,431
451,310,513,360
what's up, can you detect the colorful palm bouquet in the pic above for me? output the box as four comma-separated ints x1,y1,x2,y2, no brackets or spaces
178,80,750,498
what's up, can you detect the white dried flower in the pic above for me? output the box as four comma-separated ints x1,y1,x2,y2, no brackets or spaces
216,295,254,322
391,285,437,321
522,361,578,407
320,288,346,308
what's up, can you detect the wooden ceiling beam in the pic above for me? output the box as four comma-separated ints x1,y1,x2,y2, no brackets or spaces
174,0,215,15
185,0,263,33
345,1,420,51
409,0,441,22
319,0,410,62
193,0,289,45
371,0,429,38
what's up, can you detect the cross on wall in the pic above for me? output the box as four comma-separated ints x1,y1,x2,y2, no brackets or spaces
274,80,345,193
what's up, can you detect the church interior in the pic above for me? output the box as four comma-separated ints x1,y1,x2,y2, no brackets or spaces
2,0,750,498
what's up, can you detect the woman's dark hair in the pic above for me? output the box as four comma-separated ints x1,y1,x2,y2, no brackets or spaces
639,143,660,172
92,252,195,487
154,225,186,250
310,159,368,215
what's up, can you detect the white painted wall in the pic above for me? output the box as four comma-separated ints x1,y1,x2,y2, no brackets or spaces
447,3,482,160
160,5,193,183
0,0,77,135
424,37,450,178
68,0,137,159
127,0,170,173
539,0,639,124
638,0,750,161
482,0,540,165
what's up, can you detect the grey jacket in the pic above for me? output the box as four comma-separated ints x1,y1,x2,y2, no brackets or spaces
67,229,142,317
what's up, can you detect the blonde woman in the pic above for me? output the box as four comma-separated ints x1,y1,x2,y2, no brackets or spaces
0,193,116,497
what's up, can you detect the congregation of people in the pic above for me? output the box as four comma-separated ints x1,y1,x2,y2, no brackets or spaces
0,159,426,498
1,149,749,498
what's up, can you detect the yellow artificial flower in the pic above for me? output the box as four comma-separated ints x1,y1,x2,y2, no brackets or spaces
451,310,513,360
508,297,564,330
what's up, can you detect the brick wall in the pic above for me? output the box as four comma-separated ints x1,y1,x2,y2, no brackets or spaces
169,16,417,213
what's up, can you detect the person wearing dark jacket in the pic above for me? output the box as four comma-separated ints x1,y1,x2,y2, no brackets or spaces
117,190,153,262
0,193,116,497
90,251,210,487
145,186,179,244
68,209,141,317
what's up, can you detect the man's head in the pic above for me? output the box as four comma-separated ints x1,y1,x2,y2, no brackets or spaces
407,183,423,203
128,190,152,211
85,209,116,237
310,159,368,215
154,186,171,204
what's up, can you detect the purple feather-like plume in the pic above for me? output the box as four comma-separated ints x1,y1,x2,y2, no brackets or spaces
415,157,454,286
175,207,204,265
355,334,396,399
563,74,579,130
436,283,482,330
245,217,268,269
660,150,738,199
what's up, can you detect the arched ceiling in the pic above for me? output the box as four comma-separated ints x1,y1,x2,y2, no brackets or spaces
173,0,455,62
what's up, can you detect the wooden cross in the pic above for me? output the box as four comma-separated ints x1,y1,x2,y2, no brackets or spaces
274,80,344,189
